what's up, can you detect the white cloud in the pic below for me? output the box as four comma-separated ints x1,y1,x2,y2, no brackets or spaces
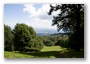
23,4,60,20
23,4,60,29
29,20,56,29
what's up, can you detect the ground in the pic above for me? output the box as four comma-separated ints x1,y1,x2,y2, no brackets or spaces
4,46,84,58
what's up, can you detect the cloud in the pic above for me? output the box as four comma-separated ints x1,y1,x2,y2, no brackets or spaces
23,4,60,29
23,4,60,20
30,20,56,29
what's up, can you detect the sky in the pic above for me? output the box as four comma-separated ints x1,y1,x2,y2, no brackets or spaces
4,4,62,33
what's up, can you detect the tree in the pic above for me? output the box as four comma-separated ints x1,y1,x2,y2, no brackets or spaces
13,23,44,52
59,35,69,47
4,24,14,51
28,26,36,38
13,23,30,51
48,4,84,51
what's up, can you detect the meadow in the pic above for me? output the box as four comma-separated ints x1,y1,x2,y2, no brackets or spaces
4,46,84,58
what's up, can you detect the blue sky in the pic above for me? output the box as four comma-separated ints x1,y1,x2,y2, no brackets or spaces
4,4,32,28
4,4,62,33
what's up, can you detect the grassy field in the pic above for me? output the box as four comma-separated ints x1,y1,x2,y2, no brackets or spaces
4,46,84,58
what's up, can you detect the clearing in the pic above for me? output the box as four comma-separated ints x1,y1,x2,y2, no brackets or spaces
4,46,84,58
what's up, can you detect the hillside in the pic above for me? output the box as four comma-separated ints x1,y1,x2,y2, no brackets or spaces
36,32,70,36
50,33,71,36
36,33,51,36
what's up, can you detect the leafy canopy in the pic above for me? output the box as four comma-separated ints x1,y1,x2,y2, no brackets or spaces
4,24,14,51
13,23,44,51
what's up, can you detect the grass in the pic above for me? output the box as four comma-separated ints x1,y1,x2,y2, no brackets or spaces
4,46,84,58
41,46,66,51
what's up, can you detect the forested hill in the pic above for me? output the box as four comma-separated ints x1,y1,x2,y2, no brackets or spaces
50,33,71,36
36,32,70,36
36,33,51,36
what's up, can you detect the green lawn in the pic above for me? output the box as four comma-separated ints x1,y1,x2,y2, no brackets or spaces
4,46,84,58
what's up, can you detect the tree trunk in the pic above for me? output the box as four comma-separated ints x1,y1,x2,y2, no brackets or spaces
74,5,81,51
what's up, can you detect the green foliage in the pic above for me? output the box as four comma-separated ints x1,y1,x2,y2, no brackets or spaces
25,36,44,51
28,26,36,38
58,35,69,47
42,34,70,47
13,23,30,51
13,23,44,52
48,4,84,32
41,35,60,46
4,24,14,51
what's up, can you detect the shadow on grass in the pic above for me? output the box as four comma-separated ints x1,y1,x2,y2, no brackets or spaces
16,49,84,58
58,50,84,58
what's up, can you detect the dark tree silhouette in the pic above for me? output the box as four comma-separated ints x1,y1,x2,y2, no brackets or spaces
48,4,84,51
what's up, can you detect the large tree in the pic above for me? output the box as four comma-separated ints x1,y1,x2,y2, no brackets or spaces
13,23,30,51
13,23,44,52
48,4,84,50
4,24,14,51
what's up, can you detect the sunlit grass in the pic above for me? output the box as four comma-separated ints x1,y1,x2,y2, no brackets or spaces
41,46,66,51
4,46,84,58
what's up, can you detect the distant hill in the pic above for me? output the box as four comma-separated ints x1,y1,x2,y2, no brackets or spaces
37,32,70,36
35,28,65,36
50,33,70,36
36,33,51,36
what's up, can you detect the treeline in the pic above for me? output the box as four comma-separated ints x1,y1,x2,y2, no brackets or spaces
41,35,69,47
42,34,84,49
4,23,84,52
4,23,44,52
41,35,63,46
